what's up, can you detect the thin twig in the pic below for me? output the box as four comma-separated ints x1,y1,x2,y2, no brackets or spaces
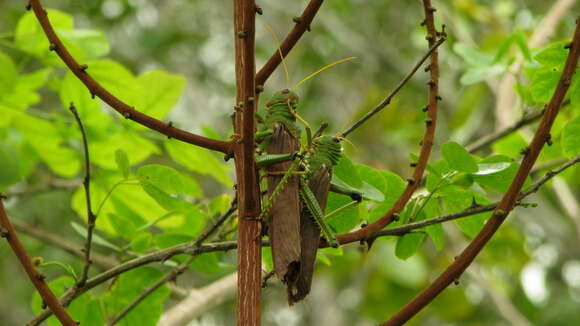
108,201,237,325
382,17,580,326
466,110,544,153
372,155,580,239
68,103,95,287
341,36,446,138
336,0,444,245
27,0,232,154
255,0,325,87
0,200,77,326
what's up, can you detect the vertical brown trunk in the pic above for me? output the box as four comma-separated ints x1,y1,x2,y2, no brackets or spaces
233,1,261,325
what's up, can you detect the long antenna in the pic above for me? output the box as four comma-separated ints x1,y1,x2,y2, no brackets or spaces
260,20,290,89
294,56,357,90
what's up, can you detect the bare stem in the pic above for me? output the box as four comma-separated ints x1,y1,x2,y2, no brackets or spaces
0,200,77,326
67,103,95,287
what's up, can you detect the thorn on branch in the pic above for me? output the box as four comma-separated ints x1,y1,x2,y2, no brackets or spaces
520,147,530,156
293,16,302,24
427,7,437,13
0,227,9,238
256,85,264,94
407,178,415,185
123,111,132,119
90,92,96,99
494,209,507,218
564,42,573,50
424,64,431,72
425,119,433,126
26,3,32,11
247,97,255,103
49,43,57,51
546,134,553,146
410,162,418,167
427,80,436,88
420,20,426,27
79,64,88,72
392,213,400,222
224,152,235,162
453,279,460,286
36,273,47,281
436,95,443,101
238,31,247,39
422,106,429,112
255,6,263,15
470,196,480,208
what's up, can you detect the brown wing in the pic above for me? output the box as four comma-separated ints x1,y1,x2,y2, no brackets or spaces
266,123,301,285
288,166,331,304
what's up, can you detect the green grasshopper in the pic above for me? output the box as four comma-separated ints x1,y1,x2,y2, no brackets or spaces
255,20,361,303
256,90,363,304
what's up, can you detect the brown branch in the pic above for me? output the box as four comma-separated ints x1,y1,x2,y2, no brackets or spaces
233,1,262,325
336,0,443,245
341,36,446,138
27,0,232,155
255,0,324,88
107,201,236,325
382,17,580,326
68,103,95,287
466,109,544,153
0,200,77,326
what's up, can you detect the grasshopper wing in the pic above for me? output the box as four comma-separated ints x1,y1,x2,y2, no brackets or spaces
266,124,302,286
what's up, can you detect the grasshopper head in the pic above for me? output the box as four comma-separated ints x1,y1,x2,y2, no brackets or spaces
310,135,343,170
266,89,299,109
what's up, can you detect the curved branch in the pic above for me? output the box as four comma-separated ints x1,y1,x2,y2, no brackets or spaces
27,0,233,155
382,17,580,326
336,0,443,245
0,200,77,326
255,0,324,87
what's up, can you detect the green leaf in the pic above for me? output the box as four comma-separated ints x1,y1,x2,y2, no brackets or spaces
333,155,363,188
58,29,110,58
441,141,478,173
85,59,138,104
15,10,73,63
132,70,186,121
115,149,131,178
492,132,528,158
70,222,121,252
460,64,506,85
534,41,568,67
454,44,493,66
60,71,111,125
166,141,232,187
140,181,191,211
473,162,511,175
190,253,224,274
0,51,17,97
395,232,425,260
529,68,560,103
472,155,520,193
137,164,201,197
439,187,490,237
131,233,153,253
104,267,170,326
0,143,23,190
91,131,159,169
562,116,580,157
